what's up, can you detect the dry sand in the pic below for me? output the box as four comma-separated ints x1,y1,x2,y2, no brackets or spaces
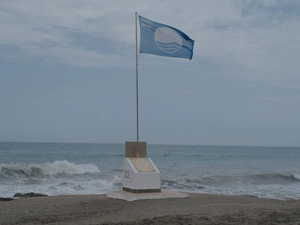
0,193,300,225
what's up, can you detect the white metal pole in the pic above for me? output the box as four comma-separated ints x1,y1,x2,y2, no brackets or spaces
135,12,139,144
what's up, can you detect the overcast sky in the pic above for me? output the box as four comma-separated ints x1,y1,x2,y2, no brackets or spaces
0,0,299,146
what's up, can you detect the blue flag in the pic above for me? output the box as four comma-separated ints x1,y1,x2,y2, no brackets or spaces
139,16,195,60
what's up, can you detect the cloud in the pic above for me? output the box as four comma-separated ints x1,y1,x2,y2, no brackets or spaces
0,0,300,87
0,0,136,67
188,0,300,85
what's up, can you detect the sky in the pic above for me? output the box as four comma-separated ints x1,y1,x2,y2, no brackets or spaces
0,0,299,147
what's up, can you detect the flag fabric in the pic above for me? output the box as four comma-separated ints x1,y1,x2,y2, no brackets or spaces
139,15,195,60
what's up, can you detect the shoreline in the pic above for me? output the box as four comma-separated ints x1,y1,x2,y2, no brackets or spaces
1,193,300,225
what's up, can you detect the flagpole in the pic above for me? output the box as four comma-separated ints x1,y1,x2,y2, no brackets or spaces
135,12,139,144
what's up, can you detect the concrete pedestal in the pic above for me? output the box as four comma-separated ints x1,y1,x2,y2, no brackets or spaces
123,158,160,193
107,141,188,201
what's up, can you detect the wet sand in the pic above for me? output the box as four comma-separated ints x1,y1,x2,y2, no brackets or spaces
0,193,300,225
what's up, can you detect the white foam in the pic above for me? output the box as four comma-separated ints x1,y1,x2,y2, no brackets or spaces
42,160,100,175
292,172,300,181
73,176,122,193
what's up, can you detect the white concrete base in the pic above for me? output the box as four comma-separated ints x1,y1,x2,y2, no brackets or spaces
107,189,189,201
123,158,160,192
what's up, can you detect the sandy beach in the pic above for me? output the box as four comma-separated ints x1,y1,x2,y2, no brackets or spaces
0,193,300,225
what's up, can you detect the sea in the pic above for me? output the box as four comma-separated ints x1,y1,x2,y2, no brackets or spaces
0,142,300,200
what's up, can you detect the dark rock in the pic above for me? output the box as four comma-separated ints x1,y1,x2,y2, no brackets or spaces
13,193,24,197
13,192,48,198
0,197,14,202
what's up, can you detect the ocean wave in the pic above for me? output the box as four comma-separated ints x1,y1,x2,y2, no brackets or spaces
161,172,300,191
204,172,300,184
292,173,300,181
161,178,205,191
0,160,100,178
245,172,300,183
73,176,122,191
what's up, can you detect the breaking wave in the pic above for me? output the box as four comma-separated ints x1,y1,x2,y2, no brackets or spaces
0,160,100,178
161,172,300,191
292,173,300,181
